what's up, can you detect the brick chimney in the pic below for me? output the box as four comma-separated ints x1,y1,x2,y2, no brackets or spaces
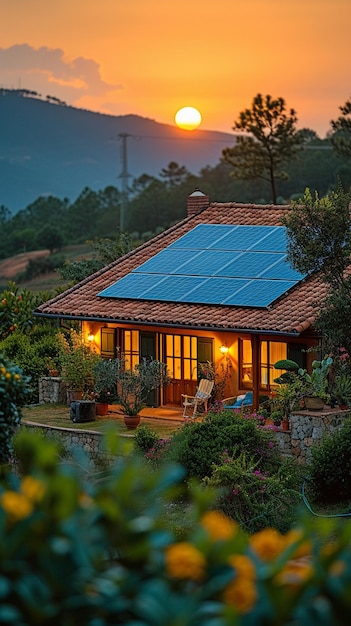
187,188,209,217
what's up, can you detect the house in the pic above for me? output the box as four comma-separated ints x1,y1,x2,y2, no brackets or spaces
34,189,326,409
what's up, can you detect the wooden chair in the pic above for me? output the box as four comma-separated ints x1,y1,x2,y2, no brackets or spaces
182,379,214,418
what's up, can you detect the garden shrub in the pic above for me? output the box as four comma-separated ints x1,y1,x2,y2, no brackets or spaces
165,410,281,480
0,326,62,403
205,450,302,533
308,418,351,504
0,354,31,464
133,424,159,453
1,430,351,624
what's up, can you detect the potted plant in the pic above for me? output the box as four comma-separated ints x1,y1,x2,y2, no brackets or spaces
115,358,171,429
58,329,100,404
46,358,60,377
332,373,351,410
272,359,305,428
93,358,120,415
298,356,333,410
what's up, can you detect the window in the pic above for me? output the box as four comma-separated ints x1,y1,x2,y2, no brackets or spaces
239,339,288,390
239,339,253,388
260,341,287,389
124,330,139,370
165,334,198,380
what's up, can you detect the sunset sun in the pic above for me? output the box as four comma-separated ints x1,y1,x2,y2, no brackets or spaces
175,106,202,130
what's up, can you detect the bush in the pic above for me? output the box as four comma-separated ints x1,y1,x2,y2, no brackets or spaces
1,430,351,624
0,281,49,340
205,450,301,533
308,418,351,504
0,326,62,403
165,410,281,480
133,424,159,453
0,354,31,464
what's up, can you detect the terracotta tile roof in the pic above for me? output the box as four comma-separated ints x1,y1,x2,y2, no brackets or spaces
35,202,327,336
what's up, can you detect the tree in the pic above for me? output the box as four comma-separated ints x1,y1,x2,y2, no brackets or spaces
58,230,132,285
160,161,190,188
222,93,303,204
282,186,351,355
331,97,351,158
282,187,351,288
37,225,64,253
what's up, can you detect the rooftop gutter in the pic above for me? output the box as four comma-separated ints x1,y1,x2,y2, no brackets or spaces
33,310,301,337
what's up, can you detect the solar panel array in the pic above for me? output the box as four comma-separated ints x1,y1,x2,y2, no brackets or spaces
98,224,306,308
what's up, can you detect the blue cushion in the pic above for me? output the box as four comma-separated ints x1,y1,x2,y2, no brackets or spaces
225,391,253,409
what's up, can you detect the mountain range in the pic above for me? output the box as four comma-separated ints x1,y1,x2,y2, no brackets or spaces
0,90,236,213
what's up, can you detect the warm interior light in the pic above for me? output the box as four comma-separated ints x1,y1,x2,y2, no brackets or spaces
88,334,94,342
219,345,229,354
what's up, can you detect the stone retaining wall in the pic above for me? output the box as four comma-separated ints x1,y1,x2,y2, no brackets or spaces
273,409,350,464
39,377,67,404
21,421,131,468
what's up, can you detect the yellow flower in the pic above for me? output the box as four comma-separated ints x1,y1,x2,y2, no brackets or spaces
21,476,45,503
223,578,257,613
228,554,256,580
250,528,284,561
1,491,33,521
201,510,238,541
275,559,313,587
329,560,346,577
283,529,312,559
165,542,206,581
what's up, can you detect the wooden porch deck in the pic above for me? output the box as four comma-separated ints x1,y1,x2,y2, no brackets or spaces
108,404,185,422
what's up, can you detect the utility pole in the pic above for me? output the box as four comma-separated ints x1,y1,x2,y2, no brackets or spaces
118,133,132,232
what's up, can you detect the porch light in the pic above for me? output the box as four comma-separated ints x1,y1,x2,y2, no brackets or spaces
219,344,229,354
88,333,95,342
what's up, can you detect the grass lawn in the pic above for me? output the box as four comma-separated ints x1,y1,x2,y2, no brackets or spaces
22,403,183,438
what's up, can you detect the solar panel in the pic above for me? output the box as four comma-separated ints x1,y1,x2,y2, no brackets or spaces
98,224,306,308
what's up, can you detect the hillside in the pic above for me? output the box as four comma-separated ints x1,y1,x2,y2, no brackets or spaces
0,90,236,213
0,244,92,292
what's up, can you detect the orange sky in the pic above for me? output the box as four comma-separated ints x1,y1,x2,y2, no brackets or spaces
1,0,350,137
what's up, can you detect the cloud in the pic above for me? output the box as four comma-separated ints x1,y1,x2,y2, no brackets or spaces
0,44,122,102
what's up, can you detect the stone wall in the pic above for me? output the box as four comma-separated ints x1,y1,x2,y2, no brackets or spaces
273,408,350,464
21,421,132,468
39,377,67,404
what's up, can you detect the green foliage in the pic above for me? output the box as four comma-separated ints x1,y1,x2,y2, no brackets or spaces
0,354,31,464
58,230,132,285
58,328,100,391
165,411,281,480
116,358,171,416
308,419,351,504
20,253,66,280
298,356,333,400
133,424,159,453
222,93,303,203
0,326,63,403
331,97,351,158
36,224,64,252
205,450,301,533
282,186,351,286
332,373,351,405
2,430,351,624
93,358,120,403
0,281,50,340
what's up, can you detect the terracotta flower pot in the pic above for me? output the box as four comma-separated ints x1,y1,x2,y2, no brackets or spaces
96,402,109,416
304,396,324,411
123,415,141,430
48,369,59,377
